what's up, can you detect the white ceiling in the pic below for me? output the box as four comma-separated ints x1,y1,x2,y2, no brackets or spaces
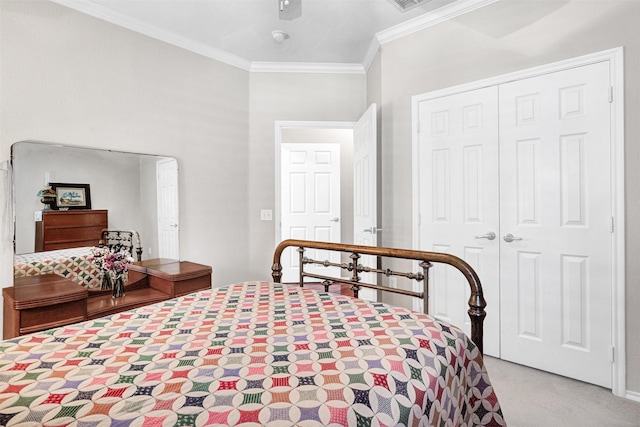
51,0,497,72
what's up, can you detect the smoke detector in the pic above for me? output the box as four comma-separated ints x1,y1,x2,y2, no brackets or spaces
272,30,289,42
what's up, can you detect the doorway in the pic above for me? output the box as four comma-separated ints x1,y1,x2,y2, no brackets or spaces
275,122,354,283
280,142,342,282
412,48,625,394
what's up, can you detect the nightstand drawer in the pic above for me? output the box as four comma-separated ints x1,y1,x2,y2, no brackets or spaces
3,274,88,339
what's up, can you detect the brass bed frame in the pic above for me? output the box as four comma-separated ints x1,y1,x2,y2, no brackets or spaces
272,239,487,355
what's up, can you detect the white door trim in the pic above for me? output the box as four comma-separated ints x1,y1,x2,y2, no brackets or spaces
275,120,355,249
411,47,625,397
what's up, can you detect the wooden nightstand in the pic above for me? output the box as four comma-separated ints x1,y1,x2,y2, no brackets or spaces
3,275,88,339
139,259,212,297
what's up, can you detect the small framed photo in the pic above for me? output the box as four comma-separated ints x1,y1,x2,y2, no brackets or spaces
49,183,92,210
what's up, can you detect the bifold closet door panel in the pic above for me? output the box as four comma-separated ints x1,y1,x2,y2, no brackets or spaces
498,61,613,388
417,86,501,357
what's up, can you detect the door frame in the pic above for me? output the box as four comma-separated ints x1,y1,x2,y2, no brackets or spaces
411,47,625,396
274,120,355,250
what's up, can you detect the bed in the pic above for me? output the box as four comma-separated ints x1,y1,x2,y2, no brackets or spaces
13,229,143,289
0,240,505,426
13,246,103,288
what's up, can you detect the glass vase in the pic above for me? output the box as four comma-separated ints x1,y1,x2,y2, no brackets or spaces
101,271,112,290
112,274,125,298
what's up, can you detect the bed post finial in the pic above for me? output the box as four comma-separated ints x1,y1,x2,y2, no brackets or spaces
272,240,292,283
468,297,487,355
272,263,282,283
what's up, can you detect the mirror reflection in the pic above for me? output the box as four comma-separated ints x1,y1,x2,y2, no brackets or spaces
12,141,179,288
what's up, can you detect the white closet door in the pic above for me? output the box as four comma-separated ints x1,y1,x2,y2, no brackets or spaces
499,61,612,387
417,87,501,356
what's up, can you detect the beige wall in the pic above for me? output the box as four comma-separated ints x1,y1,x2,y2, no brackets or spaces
247,72,366,280
376,0,640,394
0,1,251,290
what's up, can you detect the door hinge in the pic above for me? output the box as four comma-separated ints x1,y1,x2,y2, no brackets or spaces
608,86,614,103
416,121,421,134
609,216,614,233
611,346,615,362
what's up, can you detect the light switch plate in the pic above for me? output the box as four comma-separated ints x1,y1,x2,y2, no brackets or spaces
261,209,273,221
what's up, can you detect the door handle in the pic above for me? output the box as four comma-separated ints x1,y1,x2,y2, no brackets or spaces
169,224,178,228
503,233,523,243
475,231,496,240
330,217,340,222
363,227,383,233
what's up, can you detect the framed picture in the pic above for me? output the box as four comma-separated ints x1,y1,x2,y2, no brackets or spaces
49,183,92,210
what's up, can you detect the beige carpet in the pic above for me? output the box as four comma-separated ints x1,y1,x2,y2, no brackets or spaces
483,356,640,426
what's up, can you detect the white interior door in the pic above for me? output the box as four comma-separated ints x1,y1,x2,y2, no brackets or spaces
157,158,179,259
499,62,612,387
353,103,378,301
417,87,501,356
281,143,341,283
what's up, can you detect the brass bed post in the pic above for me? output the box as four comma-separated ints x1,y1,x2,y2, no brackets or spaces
271,254,283,284
297,246,305,287
420,261,432,316
350,251,361,298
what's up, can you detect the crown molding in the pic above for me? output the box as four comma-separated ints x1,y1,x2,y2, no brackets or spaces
376,0,500,45
50,0,497,74
49,0,252,71
250,62,365,74
362,38,382,74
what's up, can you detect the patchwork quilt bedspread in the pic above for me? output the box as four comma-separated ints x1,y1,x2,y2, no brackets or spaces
13,247,102,288
0,281,505,426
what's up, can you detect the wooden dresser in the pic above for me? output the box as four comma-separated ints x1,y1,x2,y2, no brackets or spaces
35,209,108,252
3,259,212,339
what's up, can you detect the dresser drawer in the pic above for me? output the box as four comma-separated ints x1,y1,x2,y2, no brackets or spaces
43,211,107,227
35,210,108,252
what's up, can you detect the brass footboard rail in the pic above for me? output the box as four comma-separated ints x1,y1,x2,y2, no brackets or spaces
272,239,487,355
